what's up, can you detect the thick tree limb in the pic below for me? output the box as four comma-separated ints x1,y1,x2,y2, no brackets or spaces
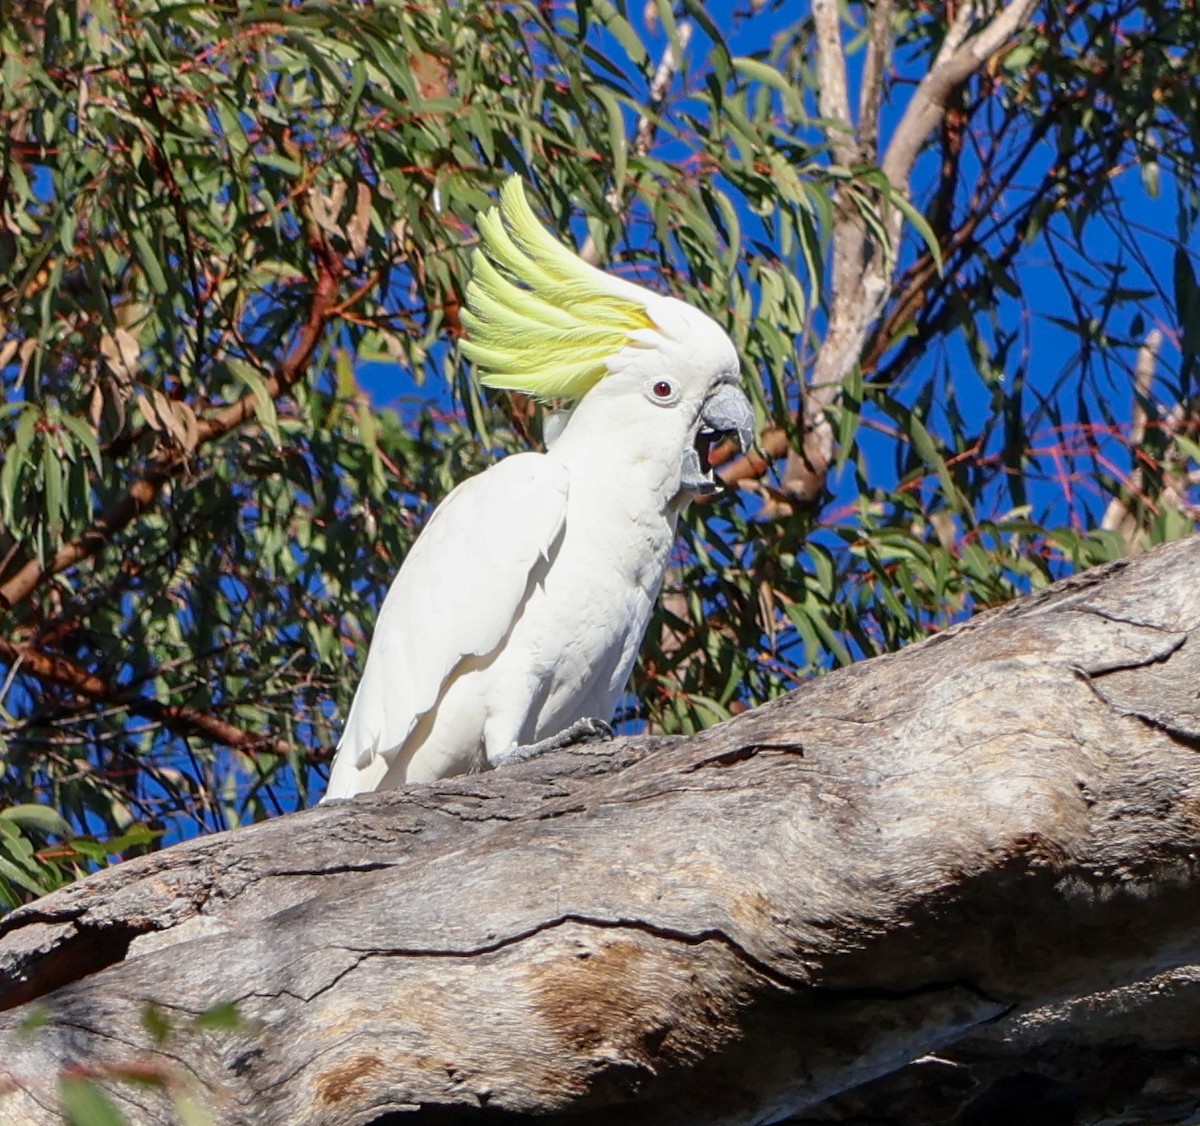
1,536,1199,1125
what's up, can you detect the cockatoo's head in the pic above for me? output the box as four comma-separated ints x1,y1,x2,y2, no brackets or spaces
459,178,755,496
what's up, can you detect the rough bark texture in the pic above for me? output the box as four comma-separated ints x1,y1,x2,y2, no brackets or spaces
800,965,1200,1125
1,536,1199,1126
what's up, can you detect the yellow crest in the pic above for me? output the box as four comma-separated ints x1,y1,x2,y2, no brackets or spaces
459,178,656,400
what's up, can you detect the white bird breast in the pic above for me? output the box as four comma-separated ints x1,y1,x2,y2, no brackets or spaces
325,448,678,794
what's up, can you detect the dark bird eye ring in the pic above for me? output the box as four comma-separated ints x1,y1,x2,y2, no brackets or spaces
652,380,673,398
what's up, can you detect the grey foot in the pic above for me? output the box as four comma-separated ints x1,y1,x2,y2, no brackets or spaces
491,717,614,769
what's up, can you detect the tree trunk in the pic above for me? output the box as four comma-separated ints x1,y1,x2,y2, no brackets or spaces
1,536,1199,1126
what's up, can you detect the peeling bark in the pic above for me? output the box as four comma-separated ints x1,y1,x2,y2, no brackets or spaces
1,537,1199,1125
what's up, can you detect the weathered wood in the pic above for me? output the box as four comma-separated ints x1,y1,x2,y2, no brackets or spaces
799,966,1200,1125
1,536,1199,1126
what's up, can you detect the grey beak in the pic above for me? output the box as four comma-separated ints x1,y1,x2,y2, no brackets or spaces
701,384,755,455
680,384,756,495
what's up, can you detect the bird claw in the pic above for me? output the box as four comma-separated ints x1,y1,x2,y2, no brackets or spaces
558,716,614,746
490,716,614,769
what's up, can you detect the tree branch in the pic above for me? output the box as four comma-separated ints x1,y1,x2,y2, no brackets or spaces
782,0,1039,508
858,0,895,164
881,0,1039,193
0,634,290,756
0,212,343,613
799,965,1200,1123
1,536,1198,1124
811,0,856,165
1101,329,1163,538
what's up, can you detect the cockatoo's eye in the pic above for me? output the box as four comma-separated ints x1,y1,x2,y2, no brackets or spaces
647,379,678,405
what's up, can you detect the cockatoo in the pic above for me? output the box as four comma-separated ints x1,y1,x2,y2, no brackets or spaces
323,177,754,798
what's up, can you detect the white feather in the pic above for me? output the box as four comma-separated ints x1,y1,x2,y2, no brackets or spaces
324,454,568,797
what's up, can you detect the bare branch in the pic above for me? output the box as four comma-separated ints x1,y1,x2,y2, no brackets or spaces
1100,329,1161,536
858,0,895,164
811,0,856,165
881,0,1039,193
785,0,1039,508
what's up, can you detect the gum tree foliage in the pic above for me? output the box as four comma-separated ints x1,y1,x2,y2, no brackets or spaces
0,0,1197,902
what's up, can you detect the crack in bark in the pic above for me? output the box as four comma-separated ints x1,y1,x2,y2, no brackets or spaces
1070,644,1200,753
323,912,807,995
1069,603,1193,634
0,864,399,1009
684,743,806,772
1111,709,1200,754
256,861,398,881
244,952,370,1008
0,1077,57,1118
44,1014,205,1087
0,919,154,1013
1079,632,1188,676
0,905,87,937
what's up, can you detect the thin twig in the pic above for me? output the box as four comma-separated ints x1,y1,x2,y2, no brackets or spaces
579,22,693,266
0,195,344,612
1101,330,1163,538
0,632,294,757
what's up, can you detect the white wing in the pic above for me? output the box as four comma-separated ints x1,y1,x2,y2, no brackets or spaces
323,453,569,798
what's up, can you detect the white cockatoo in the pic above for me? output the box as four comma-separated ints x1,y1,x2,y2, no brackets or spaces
323,177,754,798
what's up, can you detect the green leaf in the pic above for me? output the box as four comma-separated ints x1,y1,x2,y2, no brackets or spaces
142,1003,173,1045
595,86,627,193
1174,247,1200,357
194,1000,245,1031
0,804,74,836
834,364,862,473
60,1077,128,1126
59,413,105,475
0,852,51,897
591,0,650,74
228,361,281,448
130,226,169,294
731,56,805,120
43,443,64,538
907,412,968,516
886,187,944,274
103,823,160,854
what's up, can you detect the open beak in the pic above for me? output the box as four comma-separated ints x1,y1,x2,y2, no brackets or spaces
680,384,755,496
